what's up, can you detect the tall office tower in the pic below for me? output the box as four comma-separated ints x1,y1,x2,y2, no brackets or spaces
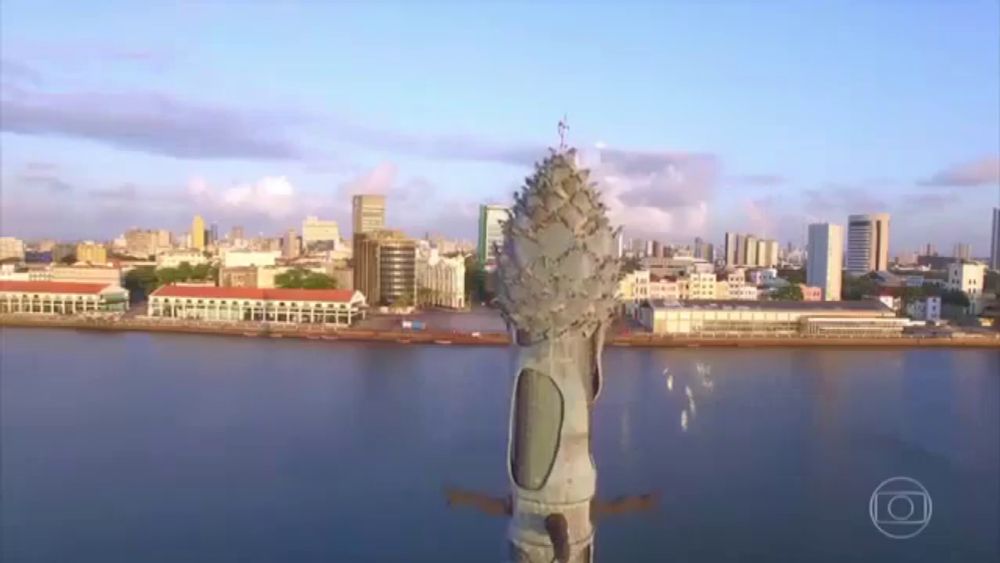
846,213,890,275
807,223,843,301
724,232,741,266
230,226,245,241
283,229,300,259
615,231,625,258
953,243,971,261
744,235,758,267
991,208,1000,271
354,230,417,306
704,243,715,263
922,243,936,257
352,194,386,237
477,204,509,267
190,215,206,250
209,223,219,246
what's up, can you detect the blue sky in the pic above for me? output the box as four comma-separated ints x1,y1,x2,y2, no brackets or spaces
1,1,998,254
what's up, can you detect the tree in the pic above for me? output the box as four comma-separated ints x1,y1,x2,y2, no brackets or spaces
842,272,878,300
59,254,77,265
275,268,337,289
124,266,158,298
778,268,805,285
770,284,803,301
940,289,970,308
620,256,642,275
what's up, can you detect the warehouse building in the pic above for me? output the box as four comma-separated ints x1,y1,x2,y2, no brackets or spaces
638,299,905,337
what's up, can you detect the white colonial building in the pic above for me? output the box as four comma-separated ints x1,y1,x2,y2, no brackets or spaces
147,285,366,326
416,250,466,309
0,280,129,314
157,249,207,269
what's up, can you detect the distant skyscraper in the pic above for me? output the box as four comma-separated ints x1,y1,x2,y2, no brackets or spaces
209,223,219,246
807,223,843,301
724,232,740,266
694,237,708,260
191,215,206,250
352,195,386,236
846,213,890,275
991,208,1000,271
921,243,937,257
953,243,971,261
744,235,758,267
283,229,300,259
230,226,245,241
615,231,625,258
477,204,509,266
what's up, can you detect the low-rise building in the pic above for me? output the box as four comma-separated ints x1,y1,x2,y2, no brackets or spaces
649,278,680,301
906,296,942,322
75,242,107,265
221,249,280,268
800,285,823,301
638,299,904,337
147,285,366,326
219,267,259,288
156,250,207,269
686,271,717,300
0,237,26,262
617,270,650,304
0,280,129,314
49,265,124,286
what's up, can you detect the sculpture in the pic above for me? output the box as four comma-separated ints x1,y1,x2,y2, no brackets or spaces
494,144,621,562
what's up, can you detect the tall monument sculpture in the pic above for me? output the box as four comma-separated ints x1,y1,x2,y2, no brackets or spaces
495,144,621,562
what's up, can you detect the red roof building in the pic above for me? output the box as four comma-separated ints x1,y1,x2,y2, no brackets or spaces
0,280,129,314
150,285,357,302
147,284,366,326
0,280,113,295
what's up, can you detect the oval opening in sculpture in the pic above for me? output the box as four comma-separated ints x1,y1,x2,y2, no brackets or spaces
510,368,564,490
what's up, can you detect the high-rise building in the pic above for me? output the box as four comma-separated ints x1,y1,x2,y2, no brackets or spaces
615,231,625,258
0,237,26,262
921,243,937,257
807,223,843,301
208,223,219,246
477,204,509,267
744,235,758,267
991,208,1000,271
846,213,890,275
354,230,417,306
282,229,300,259
302,216,341,251
953,243,971,261
191,215,206,250
352,195,386,237
229,226,245,242
75,242,108,265
761,240,780,267
724,232,741,266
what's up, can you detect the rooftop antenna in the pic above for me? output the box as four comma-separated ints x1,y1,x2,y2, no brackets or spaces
557,114,570,151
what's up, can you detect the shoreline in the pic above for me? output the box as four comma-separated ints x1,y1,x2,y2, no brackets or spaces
2,315,999,349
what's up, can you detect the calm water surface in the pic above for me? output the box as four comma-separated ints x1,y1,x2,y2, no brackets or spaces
1,328,998,562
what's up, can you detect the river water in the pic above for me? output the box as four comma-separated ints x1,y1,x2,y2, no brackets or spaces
1,328,997,562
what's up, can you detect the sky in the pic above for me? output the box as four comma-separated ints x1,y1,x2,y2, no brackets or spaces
1,1,998,255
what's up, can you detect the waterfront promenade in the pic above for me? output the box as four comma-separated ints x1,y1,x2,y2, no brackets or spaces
2,313,998,349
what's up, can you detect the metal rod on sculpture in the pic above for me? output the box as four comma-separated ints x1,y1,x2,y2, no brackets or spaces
496,141,620,562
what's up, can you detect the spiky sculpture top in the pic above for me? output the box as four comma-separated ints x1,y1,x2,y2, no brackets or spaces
495,149,620,346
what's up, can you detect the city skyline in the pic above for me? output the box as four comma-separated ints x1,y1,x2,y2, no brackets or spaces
1,2,998,250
